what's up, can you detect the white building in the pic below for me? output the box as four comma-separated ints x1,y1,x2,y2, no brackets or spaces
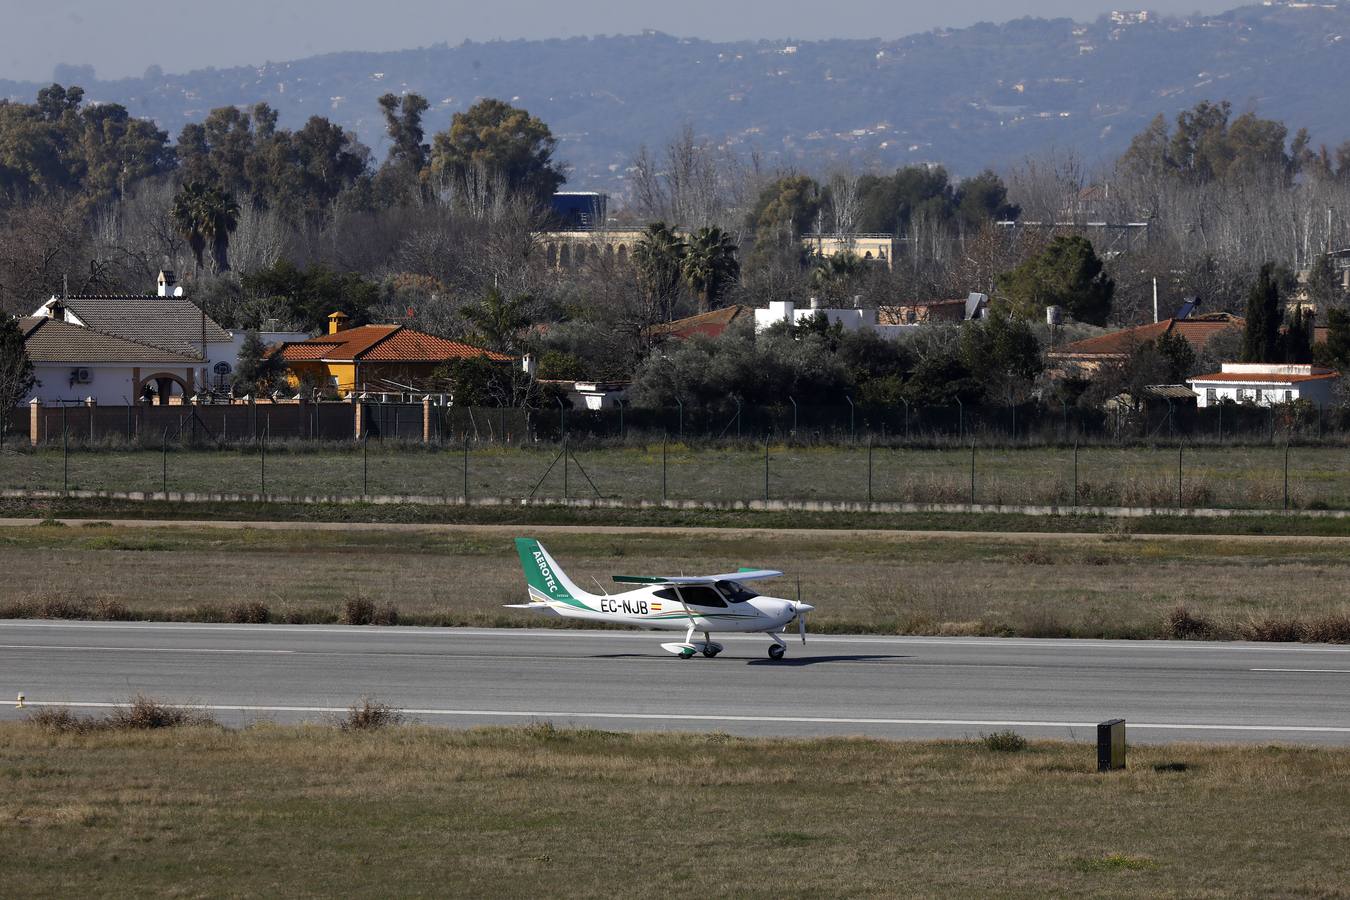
18,315,203,406
1188,363,1342,408
754,299,916,340
23,271,308,404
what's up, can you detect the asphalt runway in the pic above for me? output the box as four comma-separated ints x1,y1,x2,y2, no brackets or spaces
3,621,1349,745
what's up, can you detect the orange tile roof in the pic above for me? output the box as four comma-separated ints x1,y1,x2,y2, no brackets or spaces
277,340,342,361
361,329,511,362
1050,313,1244,358
647,305,752,341
1189,371,1340,384
276,324,510,364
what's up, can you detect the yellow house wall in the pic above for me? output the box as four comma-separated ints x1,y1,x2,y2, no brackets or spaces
283,361,357,392
282,361,446,393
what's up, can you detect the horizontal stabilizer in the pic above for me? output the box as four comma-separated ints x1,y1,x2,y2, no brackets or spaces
503,602,555,610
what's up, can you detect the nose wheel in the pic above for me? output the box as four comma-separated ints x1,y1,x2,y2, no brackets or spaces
767,644,785,660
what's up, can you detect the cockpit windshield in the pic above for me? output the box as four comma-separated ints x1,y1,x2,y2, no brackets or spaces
714,580,759,603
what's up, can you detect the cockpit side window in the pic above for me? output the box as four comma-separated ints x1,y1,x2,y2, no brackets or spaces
676,585,728,608
714,580,759,603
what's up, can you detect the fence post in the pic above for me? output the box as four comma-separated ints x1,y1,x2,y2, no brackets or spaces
28,398,40,448
1073,443,1079,508
422,395,432,445
675,398,683,442
463,437,469,504
763,437,769,503
969,442,976,506
62,411,68,494
661,435,667,504
956,398,964,444
363,434,369,497
900,398,909,443
557,397,566,443
845,395,855,443
1284,441,1290,511
1177,444,1183,509
866,436,873,506
162,428,168,496
789,396,798,437
260,425,266,497
562,437,568,500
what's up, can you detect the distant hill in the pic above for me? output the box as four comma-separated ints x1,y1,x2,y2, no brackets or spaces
4,2,1350,195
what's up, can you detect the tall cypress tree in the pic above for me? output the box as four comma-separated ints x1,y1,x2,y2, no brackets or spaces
1284,305,1313,363
1,317,37,444
1241,264,1283,363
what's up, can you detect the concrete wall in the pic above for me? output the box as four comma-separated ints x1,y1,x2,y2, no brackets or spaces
29,362,192,406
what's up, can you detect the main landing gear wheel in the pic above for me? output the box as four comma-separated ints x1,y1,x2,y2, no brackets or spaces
679,648,695,659
768,644,786,660
702,647,720,658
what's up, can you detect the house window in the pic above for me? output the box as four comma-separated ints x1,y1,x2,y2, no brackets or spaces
1205,388,1216,403
212,361,232,391
1284,390,1293,403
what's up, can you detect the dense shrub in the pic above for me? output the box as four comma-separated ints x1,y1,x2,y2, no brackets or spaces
106,696,216,729
339,698,404,731
1304,614,1350,644
227,601,271,624
1166,606,1216,640
342,598,376,625
1240,617,1305,643
342,598,399,625
982,730,1028,752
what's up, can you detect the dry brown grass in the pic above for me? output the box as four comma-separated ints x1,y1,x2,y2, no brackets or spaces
3,524,1350,641
1,723,1348,897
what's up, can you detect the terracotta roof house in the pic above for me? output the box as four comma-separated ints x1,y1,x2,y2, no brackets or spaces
1189,364,1341,408
274,312,512,394
1048,313,1245,376
17,315,204,405
646,305,754,342
24,271,309,402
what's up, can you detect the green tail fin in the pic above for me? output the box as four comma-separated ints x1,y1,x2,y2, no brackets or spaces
515,537,580,606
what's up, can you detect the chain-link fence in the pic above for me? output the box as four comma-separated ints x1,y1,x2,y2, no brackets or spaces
14,398,1350,449
3,441,1348,512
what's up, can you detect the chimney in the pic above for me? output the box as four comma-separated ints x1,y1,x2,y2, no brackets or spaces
521,353,537,378
48,300,66,322
157,270,177,297
809,296,823,310
327,311,351,335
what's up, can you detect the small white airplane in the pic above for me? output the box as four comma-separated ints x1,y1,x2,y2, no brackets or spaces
509,538,813,659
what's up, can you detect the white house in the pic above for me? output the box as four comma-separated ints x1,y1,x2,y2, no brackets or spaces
754,298,917,340
18,315,203,405
1188,363,1342,408
24,271,309,403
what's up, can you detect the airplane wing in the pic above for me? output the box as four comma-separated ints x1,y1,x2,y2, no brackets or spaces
612,568,783,585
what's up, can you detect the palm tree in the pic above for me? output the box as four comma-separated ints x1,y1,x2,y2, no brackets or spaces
171,182,210,272
171,182,240,273
682,226,739,313
808,251,863,303
632,222,687,323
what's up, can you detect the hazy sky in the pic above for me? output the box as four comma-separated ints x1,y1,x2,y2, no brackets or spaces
2,0,1242,82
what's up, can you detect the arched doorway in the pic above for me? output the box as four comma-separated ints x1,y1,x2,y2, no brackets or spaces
139,372,190,405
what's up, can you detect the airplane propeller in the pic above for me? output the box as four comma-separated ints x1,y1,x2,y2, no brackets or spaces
796,577,808,644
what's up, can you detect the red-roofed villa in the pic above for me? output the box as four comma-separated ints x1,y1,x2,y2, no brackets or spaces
274,312,512,395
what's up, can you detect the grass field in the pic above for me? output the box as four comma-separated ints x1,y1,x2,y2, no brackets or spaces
3,523,1348,640
3,718,1348,897
4,443,1350,510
